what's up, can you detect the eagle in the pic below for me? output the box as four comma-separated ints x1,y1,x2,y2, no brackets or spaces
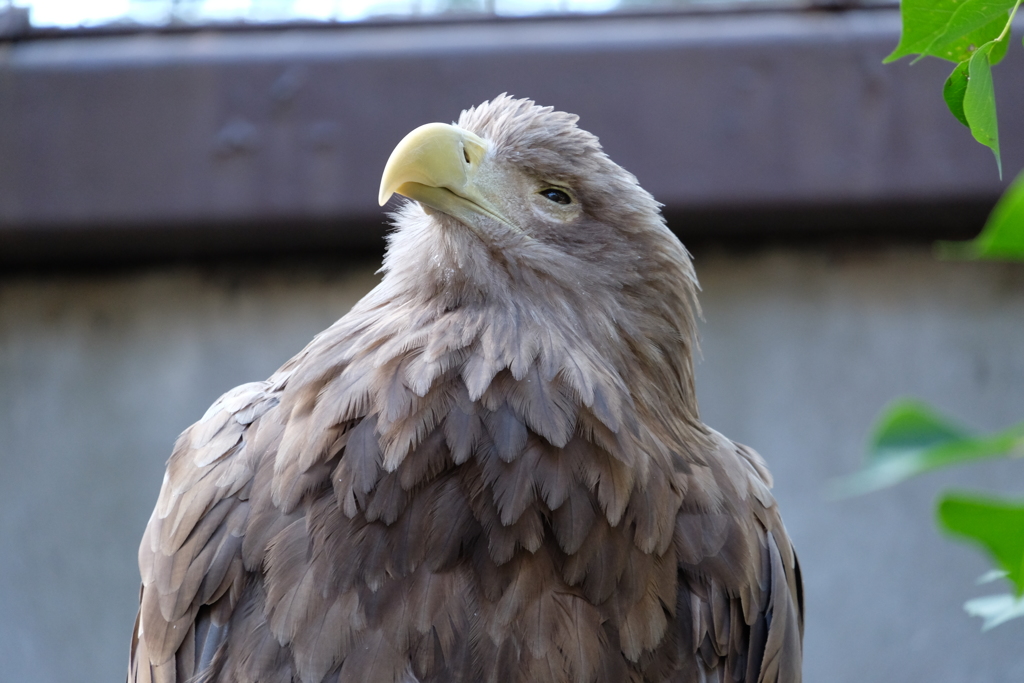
129,95,803,683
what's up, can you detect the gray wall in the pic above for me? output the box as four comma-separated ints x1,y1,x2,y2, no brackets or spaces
2,246,1023,682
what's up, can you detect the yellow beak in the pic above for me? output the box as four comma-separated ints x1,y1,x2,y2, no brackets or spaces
378,123,512,228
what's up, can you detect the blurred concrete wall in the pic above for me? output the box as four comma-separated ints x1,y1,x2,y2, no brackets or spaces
2,246,1023,682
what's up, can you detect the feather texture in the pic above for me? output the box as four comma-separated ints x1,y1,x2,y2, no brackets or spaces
129,95,802,683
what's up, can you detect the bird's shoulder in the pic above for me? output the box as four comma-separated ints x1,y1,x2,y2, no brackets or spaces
662,429,803,683
132,378,281,683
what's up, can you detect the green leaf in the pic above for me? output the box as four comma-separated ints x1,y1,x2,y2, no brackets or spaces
870,400,969,450
938,493,1024,595
886,0,1014,63
963,41,1002,176
924,1,1014,64
943,61,970,127
832,399,1024,497
939,169,1024,260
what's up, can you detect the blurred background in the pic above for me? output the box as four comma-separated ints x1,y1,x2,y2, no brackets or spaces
2,0,1024,681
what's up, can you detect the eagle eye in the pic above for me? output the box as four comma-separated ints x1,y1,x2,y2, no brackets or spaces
539,188,572,205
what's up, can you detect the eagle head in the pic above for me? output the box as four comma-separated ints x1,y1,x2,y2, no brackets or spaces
376,95,702,427
379,95,661,244
379,94,687,279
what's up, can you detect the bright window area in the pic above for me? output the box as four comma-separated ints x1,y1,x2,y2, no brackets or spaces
7,0,688,27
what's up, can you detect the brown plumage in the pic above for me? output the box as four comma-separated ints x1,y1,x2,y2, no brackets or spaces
129,95,803,683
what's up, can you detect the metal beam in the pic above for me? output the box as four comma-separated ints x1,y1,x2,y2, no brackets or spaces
1,9,1020,263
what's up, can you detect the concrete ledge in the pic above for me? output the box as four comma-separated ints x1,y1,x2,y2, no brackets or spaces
1,8,1021,263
